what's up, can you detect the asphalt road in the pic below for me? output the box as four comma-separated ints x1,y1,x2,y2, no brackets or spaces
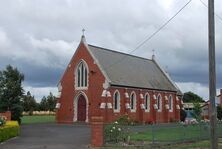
0,123,91,149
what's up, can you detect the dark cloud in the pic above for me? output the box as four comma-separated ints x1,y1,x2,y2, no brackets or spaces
0,0,221,99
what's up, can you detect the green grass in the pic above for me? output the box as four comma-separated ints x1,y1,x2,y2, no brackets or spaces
102,139,222,149
21,115,55,124
129,124,220,143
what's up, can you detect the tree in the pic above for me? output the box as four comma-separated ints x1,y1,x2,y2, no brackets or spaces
0,65,24,124
192,102,202,121
39,96,48,111
180,109,187,122
22,91,37,115
217,106,222,120
46,92,57,111
182,91,204,103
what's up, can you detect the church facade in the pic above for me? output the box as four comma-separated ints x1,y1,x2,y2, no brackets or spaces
56,35,182,124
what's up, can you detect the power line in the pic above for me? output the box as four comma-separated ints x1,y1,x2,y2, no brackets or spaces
105,0,192,70
199,0,222,21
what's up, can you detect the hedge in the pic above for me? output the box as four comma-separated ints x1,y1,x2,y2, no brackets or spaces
0,121,20,142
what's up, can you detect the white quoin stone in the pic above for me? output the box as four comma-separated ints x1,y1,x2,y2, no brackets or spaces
140,93,144,99
106,91,111,97
140,104,145,109
153,104,158,109
165,104,169,109
107,103,112,109
55,103,61,109
125,92,129,98
176,96,179,101
100,102,106,109
125,103,130,109
153,95,157,100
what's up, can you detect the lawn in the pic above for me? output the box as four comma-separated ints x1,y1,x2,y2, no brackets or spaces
102,139,222,149
21,115,55,124
105,123,222,148
129,123,222,143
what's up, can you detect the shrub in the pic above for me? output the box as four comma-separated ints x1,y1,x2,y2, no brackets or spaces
116,115,140,126
0,116,6,126
105,121,129,143
0,121,20,142
180,109,187,122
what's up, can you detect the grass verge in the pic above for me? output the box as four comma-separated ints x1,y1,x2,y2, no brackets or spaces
21,115,55,124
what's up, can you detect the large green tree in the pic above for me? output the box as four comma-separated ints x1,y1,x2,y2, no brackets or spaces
182,91,204,103
39,96,48,111
39,92,57,111
22,91,38,115
0,65,24,124
46,92,57,111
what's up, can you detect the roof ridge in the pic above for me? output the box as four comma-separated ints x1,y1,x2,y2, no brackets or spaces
88,44,153,62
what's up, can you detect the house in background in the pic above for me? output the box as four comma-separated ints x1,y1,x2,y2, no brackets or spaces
183,89,222,121
56,35,182,124
216,89,222,106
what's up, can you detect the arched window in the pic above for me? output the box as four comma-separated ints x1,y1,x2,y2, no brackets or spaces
113,90,120,112
169,95,173,112
144,93,150,112
157,94,162,111
130,92,136,112
76,61,88,88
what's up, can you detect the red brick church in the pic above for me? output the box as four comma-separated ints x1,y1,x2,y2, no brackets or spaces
56,35,182,124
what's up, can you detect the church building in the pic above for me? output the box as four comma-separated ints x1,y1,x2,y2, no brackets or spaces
56,35,182,124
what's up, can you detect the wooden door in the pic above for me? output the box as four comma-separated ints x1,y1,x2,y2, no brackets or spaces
77,95,86,121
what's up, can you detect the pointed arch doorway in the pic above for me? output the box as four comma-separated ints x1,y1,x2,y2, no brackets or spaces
74,92,89,123
77,95,86,121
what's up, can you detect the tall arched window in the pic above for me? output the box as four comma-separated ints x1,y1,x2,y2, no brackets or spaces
76,61,88,88
144,93,150,112
169,95,173,112
130,92,136,112
157,94,162,111
113,90,120,112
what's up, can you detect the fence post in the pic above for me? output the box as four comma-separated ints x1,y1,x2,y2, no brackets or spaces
91,116,104,147
151,124,155,145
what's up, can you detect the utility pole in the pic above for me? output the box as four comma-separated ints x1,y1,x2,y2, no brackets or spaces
208,0,218,148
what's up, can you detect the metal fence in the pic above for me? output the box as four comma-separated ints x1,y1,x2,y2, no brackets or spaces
104,122,222,147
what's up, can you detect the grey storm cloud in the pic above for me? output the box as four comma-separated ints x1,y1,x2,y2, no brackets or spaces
0,0,221,99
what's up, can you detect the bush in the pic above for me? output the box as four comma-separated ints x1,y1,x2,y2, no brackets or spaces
0,121,20,142
116,115,140,126
180,109,187,122
0,116,6,126
105,121,129,143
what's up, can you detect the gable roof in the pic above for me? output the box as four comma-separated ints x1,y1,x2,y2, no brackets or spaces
87,44,181,94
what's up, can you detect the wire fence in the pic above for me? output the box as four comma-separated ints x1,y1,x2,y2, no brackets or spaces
104,122,222,147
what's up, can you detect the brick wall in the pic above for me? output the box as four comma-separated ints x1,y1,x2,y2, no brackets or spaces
0,111,11,121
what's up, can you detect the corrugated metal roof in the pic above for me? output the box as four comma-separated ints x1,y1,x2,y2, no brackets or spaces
88,44,180,92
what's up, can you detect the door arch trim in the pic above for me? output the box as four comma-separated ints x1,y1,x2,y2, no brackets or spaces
74,91,89,122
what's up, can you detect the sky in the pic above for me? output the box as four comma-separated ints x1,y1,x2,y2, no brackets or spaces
0,0,221,101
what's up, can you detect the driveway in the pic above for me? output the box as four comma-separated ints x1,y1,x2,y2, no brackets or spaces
0,123,91,149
